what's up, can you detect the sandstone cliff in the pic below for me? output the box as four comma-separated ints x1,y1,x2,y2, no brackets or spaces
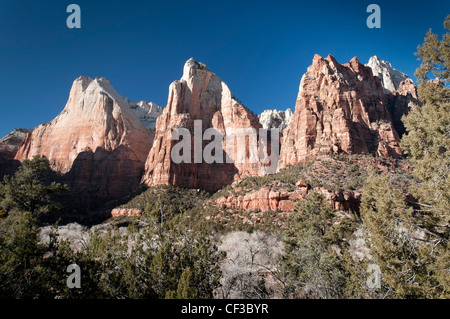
0,128,31,179
387,78,421,137
279,54,403,169
365,56,420,137
142,58,267,192
0,128,31,159
15,76,160,211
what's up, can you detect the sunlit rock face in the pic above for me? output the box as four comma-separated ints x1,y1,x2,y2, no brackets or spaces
365,55,409,93
142,58,265,192
279,54,403,169
259,108,293,133
15,76,158,209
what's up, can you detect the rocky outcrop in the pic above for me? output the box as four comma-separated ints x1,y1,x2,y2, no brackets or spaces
365,56,420,137
0,128,31,159
0,128,31,179
110,208,143,217
258,108,293,133
279,54,403,169
215,182,361,213
142,58,267,192
366,56,409,93
15,76,159,211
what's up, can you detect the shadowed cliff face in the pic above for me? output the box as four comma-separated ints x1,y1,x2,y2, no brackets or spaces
387,78,421,138
279,55,407,169
0,158,21,181
142,58,264,192
46,145,148,222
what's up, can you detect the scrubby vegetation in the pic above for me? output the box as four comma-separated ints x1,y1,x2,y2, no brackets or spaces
211,153,415,201
119,185,210,215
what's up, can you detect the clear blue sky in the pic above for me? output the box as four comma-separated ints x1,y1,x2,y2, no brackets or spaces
0,0,448,138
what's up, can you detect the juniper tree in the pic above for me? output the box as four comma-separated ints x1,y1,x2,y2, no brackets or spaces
0,155,68,217
360,15,449,298
281,191,348,299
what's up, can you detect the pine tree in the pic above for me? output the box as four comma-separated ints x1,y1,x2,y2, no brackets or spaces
360,172,426,297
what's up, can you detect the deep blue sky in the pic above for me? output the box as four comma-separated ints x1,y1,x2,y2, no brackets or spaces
0,0,448,138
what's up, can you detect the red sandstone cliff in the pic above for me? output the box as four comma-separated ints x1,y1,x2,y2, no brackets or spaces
14,76,157,209
142,58,265,192
279,55,404,169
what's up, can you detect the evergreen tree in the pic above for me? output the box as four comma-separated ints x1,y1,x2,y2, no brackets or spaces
360,172,427,297
0,212,46,298
0,155,68,217
176,267,196,299
281,191,348,298
360,15,449,298
401,15,449,232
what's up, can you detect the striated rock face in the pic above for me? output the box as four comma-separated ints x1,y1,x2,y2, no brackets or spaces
366,56,419,137
0,128,31,159
215,183,361,213
110,208,143,217
142,58,265,192
15,76,159,210
366,56,409,93
279,54,403,169
0,128,31,179
258,108,293,133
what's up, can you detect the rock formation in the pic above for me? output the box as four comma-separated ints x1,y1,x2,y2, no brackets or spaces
142,58,267,192
15,76,160,210
365,56,420,137
7,54,419,218
0,128,31,179
366,55,409,93
110,208,143,217
129,101,163,131
215,184,361,213
0,128,31,159
387,78,421,137
279,54,403,169
258,108,293,133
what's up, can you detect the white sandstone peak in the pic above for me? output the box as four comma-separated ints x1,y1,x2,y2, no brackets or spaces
259,108,293,132
365,56,409,93
182,58,210,81
66,76,163,132
129,101,163,131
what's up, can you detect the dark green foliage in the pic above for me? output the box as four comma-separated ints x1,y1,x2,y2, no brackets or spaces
74,217,221,299
280,192,357,298
0,155,68,217
0,214,222,299
359,15,449,298
119,185,210,216
0,212,45,298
